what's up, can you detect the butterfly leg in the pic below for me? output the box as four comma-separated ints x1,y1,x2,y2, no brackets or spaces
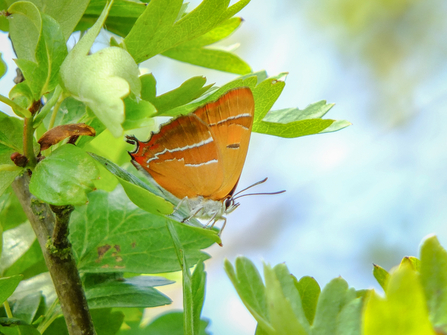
173,197,187,215
182,205,203,223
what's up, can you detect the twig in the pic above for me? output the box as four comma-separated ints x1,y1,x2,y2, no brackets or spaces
12,173,96,335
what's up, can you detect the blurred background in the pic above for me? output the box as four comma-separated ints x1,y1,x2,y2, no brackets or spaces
2,0,447,334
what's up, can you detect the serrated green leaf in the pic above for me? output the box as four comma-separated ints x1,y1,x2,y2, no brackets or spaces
163,46,251,74
122,97,156,130
264,101,335,123
363,264,434,335
294,276,320,325
420,235,447,329
253,119,334,138
85,275,173,309
141,75,212,115
335,297,363,335
4,240,46,280
88,152,174,215
0,275,22,305
263,264,307,335
372,264,389,291
29,144,99,206
224,258,273,333
273,264,310,332
60,2,140,137
124,0,238,63
312,277,354,335
11,4,67,100
319,120,351,133
70,187,216,274
400,256,421,271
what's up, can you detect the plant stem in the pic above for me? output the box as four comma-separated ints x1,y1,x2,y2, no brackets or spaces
23,117,37,168
48,96,64,130
0,93,31,118
12,173,96,335
3,301,13,318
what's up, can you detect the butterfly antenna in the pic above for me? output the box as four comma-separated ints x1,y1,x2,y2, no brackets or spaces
232,177,286,200
233,190,286,200
232,177,268,197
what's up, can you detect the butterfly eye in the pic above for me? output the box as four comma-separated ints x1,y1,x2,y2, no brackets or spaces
224,197,234,209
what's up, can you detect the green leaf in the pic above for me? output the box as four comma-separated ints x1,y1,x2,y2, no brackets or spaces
76,0,146,37
158,72,283,118
42,97,87,129
10,2,67,100
0,320,41,335
69,187,216,274
312,277,355,335
0,113,25,195
29,145,99,206
0,189,27,231
372,264,389,291
263,264,308,335
253,119,335,138
8,83,34,115
60,2,140,137
264,101,335,123
294,276,320,326
8,1,41,62
124,0,242,63
89,153,174,215
273,264,310,332
122,97,156,130
400,256,421,272
10,292,42,324
141,75,213,115
39,0,90,41
420,235,447,330
165,219,194,334
192,261,206,333
224,257,273,333
44,308,125,335
0,52,6,78
0,275,22,305
120,311,210,335
335,297,363,335
363,264,434,335
163,46,251,74
9,272,56,314
0,222,45,280
84,275,173,309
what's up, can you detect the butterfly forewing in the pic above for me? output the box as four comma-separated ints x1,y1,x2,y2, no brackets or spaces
129,114,225,199
194,88,255,200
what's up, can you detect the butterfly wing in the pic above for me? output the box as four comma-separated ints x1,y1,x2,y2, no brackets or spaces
193,87,255,200
129,114,225,199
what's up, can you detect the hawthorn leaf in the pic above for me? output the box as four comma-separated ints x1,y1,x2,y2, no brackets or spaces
363,264,434,335
60,2,140,137
29,144,99,206
69,187,216,274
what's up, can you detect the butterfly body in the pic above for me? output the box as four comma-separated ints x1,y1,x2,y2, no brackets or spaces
127,87,255,228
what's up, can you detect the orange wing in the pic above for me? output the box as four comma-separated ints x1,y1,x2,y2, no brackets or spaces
194,87,255,200
129,114,225,199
